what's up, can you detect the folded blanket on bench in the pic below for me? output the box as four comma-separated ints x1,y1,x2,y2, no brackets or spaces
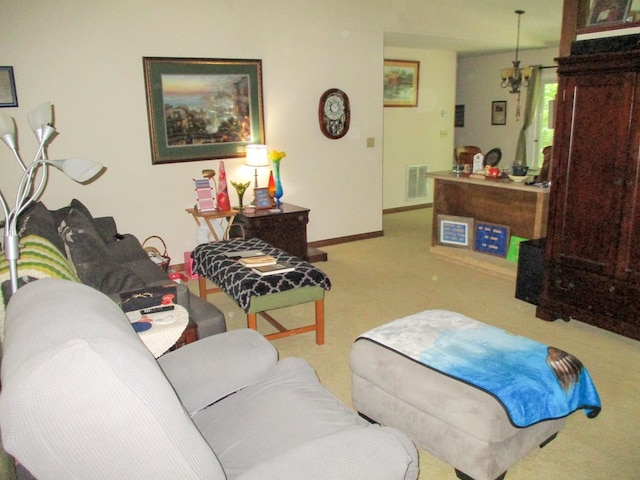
358,310,601,428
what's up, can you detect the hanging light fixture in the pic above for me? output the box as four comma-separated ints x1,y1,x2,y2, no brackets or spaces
500,10,533,94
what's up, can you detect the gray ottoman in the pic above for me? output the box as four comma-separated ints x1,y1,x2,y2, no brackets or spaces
350,311,568,480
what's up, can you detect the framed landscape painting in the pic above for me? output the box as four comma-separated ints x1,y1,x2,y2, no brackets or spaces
384,59,419,107
143,57,265,164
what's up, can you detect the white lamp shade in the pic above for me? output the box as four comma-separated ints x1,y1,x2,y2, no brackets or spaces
50,158,104,183
245,144,268,167
27,102,53,133
0,110,16,138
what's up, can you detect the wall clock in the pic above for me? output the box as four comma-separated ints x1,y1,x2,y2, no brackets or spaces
318,88,350,139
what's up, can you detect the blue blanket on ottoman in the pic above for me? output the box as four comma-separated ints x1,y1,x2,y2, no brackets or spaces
358,310,601,428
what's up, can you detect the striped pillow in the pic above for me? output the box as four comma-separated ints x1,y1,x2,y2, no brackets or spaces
1,235,80,342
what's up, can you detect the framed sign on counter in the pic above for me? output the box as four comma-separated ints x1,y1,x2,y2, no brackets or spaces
475,222,510,257
437,215,474,249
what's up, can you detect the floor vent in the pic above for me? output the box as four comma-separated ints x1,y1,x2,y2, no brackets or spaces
406,164,428,200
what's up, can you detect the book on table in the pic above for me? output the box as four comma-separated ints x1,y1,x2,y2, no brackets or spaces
223,249,265,259
252,262,296,276
238,255,277,267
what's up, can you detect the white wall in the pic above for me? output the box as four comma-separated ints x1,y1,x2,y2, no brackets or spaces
455,47,558,166
0,0,389,258
383,47,457,208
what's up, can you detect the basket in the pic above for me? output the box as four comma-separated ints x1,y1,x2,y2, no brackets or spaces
142,235,170,271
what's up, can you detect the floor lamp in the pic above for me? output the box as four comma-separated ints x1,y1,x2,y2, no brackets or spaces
0,102,104,294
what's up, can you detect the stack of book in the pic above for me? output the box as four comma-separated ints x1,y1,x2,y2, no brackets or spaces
237,254,296,276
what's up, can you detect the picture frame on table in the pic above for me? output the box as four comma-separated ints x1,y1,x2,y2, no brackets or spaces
491,101,507,126
0,66,18,108
437,215,474,249
254,187,273,209
587,0,632,27
143,57,264,165
383,59,419,107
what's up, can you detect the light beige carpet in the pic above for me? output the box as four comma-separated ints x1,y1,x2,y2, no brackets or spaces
194,208,640,480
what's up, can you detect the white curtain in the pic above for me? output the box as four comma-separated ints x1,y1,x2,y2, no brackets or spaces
515,65,542,166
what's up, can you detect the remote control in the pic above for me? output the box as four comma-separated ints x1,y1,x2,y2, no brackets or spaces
140,305,175,315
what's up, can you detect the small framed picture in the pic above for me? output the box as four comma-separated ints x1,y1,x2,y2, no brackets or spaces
254,187,272,209
455,105,465,127
437,215,474,249
383,59,419,107
587,0,632,27
491,101,507,126
0,66,18,108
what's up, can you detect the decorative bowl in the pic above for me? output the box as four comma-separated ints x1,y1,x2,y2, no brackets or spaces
508,174,530,183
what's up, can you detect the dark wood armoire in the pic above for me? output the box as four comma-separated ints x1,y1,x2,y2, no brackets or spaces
536,39,640,341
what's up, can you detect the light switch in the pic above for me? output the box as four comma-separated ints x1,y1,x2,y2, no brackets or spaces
366,137,375,148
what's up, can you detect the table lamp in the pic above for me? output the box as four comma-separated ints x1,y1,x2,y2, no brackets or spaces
245,144,268,188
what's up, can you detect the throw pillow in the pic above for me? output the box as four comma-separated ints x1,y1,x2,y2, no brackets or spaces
16,202,66,255
59,208,145,295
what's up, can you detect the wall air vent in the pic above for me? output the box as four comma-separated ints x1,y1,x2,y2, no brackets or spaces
406,164,428,200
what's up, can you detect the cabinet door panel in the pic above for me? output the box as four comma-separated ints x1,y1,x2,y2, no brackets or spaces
551,72,634,276
616,77,640,281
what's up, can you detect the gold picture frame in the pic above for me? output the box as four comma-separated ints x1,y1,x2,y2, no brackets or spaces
383,59,419,107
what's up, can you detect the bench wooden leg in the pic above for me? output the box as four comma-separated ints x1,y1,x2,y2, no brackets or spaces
245,298,325,345
198,276,207,300
315,299,325,345
247,313,258,331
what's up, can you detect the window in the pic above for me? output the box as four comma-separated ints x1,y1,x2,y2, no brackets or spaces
528,69,558,168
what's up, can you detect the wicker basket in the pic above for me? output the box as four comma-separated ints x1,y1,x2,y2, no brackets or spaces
142,235,170,271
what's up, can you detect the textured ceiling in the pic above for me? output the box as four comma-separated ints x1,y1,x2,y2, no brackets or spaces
383,0,563,57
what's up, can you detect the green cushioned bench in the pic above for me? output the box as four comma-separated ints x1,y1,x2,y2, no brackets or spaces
193,238,331,344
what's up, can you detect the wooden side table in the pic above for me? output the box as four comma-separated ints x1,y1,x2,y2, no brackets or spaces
186,208,239,241
173,319,197,350
233,203,327,261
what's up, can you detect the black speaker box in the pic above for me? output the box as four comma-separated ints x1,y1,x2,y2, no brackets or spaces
515,238,545,305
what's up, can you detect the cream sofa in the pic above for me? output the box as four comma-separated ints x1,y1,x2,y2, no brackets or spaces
0,279,419,480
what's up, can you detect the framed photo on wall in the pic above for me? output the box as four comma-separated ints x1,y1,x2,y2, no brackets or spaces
587,0,632,27
491,101,507,126
143,57,265,165
0,66,18,108
455,105,465,127
383,59,419,107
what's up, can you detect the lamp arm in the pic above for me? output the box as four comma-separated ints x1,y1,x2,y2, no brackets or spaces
10,144,49,236
0,189,9,224
8,146,27,171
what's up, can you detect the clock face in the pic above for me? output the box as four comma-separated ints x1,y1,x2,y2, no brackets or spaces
324,95,345,120
318,89,350,139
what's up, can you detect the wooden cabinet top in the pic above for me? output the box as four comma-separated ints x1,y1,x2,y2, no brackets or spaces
427,171,550,195
237,203,309,219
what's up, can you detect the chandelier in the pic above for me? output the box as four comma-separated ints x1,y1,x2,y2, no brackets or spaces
500,10,533,94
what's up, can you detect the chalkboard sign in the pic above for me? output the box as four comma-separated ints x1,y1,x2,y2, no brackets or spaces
475,222,510,257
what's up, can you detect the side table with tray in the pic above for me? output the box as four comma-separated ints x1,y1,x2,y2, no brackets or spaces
125,304,194,357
